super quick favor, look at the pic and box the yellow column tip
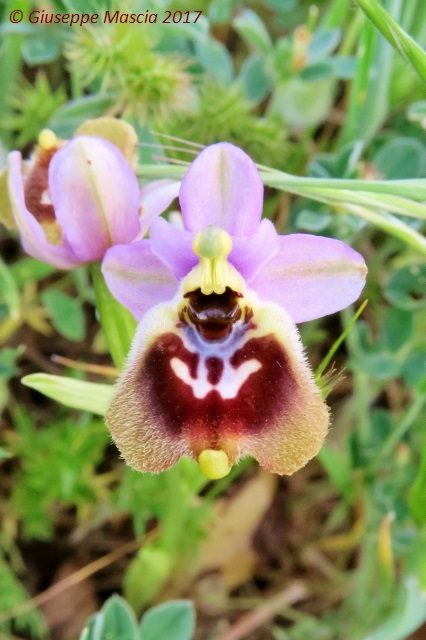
[38,129,58,151]
[192,226,232,259]
[198,449,231,480]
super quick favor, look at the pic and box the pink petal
[102,240,178,321]
[250,234,367,323]
[49,137,141,262]
[230,219,279,281]
[136,180,181,240]
[179,143,264,236]
[149,217,198,279]
[7,152,81,269]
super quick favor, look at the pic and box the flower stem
[90,264,136,370]
[341,306,371,445]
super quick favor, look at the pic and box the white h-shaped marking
[170,357,261,400]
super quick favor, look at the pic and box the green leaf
[308,28,341,64]
[381,307,413,352]
[401,350,426,389]
[373,138,426,179]
[139,600,195,640]
[361,578,426,640]
[194,37,234,84]
[295,208,332,232]
[79,595,138,640]
[0,447,12,459]
[233,9,273,55]
[356,347,402,380]
[239,54,273,103]
[41,290,85,342]
[0,346,24,379]
[102,596,139,640]
[208,0,238,23]
[299,62,334,81]
[384,264,426,311]
[270,77,335,130]
[22,37,60,66]
[327,55,356,79]
[9,258,56,287]
[21,374,113,415]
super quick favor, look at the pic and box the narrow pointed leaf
[22,374,113,415]
[356,0,426,83]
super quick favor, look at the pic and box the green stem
[342,204,426,257]
[369,395,426,473]
[137,165,426,253]
[339,9,364,56]
[322,0,350,29]
[342,307,371,444]
[90,264,136,370]
[295,188,426,219]
[138,164,426,201]
[315,300,368,380]
[356,0,426,83]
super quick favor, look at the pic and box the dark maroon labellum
[141,332,297,450]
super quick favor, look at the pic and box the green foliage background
[0,0,425,638]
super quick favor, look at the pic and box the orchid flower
[5,122,180,269]
[103,143,367,480]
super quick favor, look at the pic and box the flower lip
[105,289,330,476]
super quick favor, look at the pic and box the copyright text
[10,9,203,26]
